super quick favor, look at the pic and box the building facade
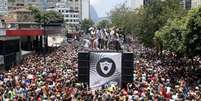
[81,0,90,20]
[127,0,151,10]
[7,0,89,32]
[191,0,201,8]
[181,0,192,9]
[0,0,8,15]
[8,0,45,10]
[47,0,90,32]
[128,0,192,10]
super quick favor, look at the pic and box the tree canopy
[29,6,63,24]
[81,19,94,33]
[96,19,111,29]
[155,5,201,57]
[109,0,185,47]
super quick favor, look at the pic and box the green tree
[155,17,187,56]
[110,3,141,35]
[110,4,129,28]
[137,0,185,47]
[184,7,201,57]
[81,19,94,33]
[155,6,201,58]
[96,19,111,28]
[44,10,64,23]
[29,6,63,24]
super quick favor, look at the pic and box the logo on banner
[96,58,116,77]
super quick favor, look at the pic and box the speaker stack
[78,51,134,86]
[122,52,134,83]
[78,52,90,83]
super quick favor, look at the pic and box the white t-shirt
[167,87,171,93]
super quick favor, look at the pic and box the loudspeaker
[78,52,89,82]
[122,52,134,83]
[4,53,16,70]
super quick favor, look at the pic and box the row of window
[64,15,79,18]
[58,8,79,13]
[69,0,79,2]
[65,19,80,22]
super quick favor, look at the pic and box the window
[75,7,79,10]
[75,0,78,2]
[66,10,68,13]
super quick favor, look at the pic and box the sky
[90,0,127,17]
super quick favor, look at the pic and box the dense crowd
[0,27,201,101]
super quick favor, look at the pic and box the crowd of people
[0,27,200,101]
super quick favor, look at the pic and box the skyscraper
[7,0,46,10]
[81,0,90,20]
[181,0,192,9]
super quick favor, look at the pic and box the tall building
[81,0,90,20]
[181,0,192,9]
[144,0,152,5]
[0,0,8,15]
[191,0,201,8]
[7,0,90,32]
[8,0,45,10]
[46,0,65,8]
[127,0,151,9]
[129,0,192,10]
[48,3,80,25]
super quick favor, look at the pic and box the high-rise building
[191,0,201,8]
[127,0,151,9]
[48,2,80,25]
[181,0,192,9]
[8,0,45,10]
[81,0,90,20]
[0,0,8,15]
[47,0,90,32]
[7,0,90,31]
[129,0,192,10]
[144,0,152,5]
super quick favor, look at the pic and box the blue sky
[90,0,126,17]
